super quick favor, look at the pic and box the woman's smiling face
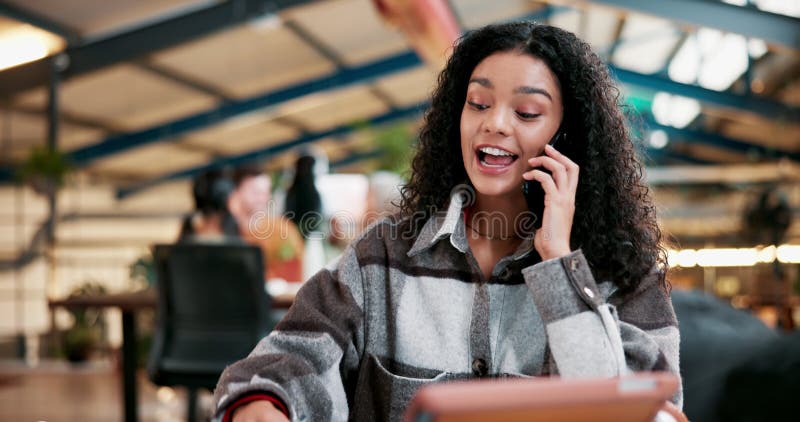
[460,51,563,200]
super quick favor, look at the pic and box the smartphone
[523,130,565,229]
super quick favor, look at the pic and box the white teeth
[478,146,514,156]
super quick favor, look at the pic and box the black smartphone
[523,130,565,229]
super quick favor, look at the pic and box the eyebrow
[468,77,553,101]
[514,86,552,101]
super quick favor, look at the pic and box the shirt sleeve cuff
[522,249,602,323]
[221,392,290,422]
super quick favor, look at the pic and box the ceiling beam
[116,105,760,198]
[331,148,384,170]
[646,161,800,185]
[133,59,234,102]
[10,45,792,176]
[613,65,800,121]
[7,103,123,134]
[589,0,800,51]
[0,50,421,181]
[643,116,800,161]
[115,102,425,198]
[0,3,82,45]
[70,51,421,166]
[0,0,317,100]
[283,19,347,68]
[645,149,714,166]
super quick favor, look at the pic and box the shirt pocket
[360,353,449,422]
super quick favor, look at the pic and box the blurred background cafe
[0,0,798,421]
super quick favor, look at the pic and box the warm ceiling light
[668,245,800,268]
[0,24,66,71]
[777,245,800,264]
[696,248,759,267]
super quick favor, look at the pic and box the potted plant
[370,122,414,176]
[16,146,71,196]
[62,282,107,363]
[129,253,156,367]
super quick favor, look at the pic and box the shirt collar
[407,191,535,260]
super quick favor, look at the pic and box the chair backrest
[148,242,272,390]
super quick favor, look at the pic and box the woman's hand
[232,400,290,422]
[523,144,579,261]
[658,401,688,422]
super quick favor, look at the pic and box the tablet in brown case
[403,372,679,422]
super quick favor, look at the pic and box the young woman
[214,22,681,422]
[177,169,239,242]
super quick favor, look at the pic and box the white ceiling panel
[373,66,437,107]
[316,133,369,159]
[56,217,181,243]
[583,6,621,52]
[14,64,218,131]
[116,179,193,212]
[453,0,541,29]
[265,149,302,173]
[2,111,46,156]
[612,13,682,74]
[277,85,388,132]
[0,111,105,160]
[89,142,210,178]
[183,116,300,155]
[284,0,408,66]
[151,23,335,99]
[548,8,583,35]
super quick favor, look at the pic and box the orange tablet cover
[403,372,679,422]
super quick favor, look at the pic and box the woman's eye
[467,101,488,111]
[517,111,541,120]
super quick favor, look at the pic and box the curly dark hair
[399,22,667,292]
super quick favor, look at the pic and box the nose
[483,107,511,136]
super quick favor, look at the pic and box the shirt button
[472,358,487,377]
[583,286,595,299]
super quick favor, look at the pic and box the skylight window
[697,30,749,91]
[668,28,752,92]
[668,36,700,84]
[724,0,800,17]
[652,92,701,129]
[748,39,767,59]
[753,0,800,17]
[612,14,681,74]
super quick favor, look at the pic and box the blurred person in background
[324,172,402,260]
[228,165,305,282]
[284,154,323,238]
[364,170,403,224]
[178,169,239,242]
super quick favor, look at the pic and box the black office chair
[148,243,273,421]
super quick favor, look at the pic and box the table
[48,288,295,422]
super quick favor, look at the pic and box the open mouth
[476,146,519,168]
